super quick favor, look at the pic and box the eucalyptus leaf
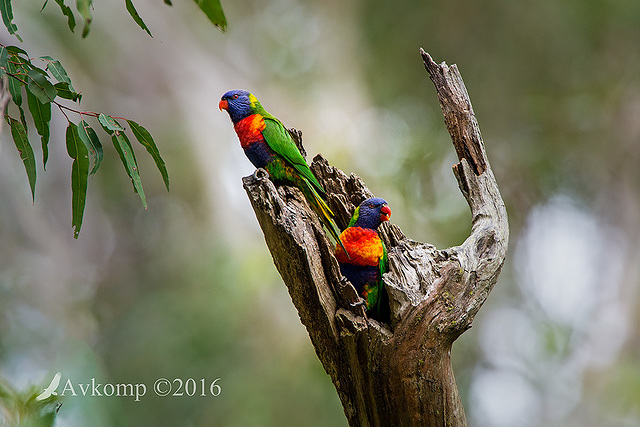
[66,122,89,238]
[29,65,49,78]
[127,119,169,191]
[125,0,152,37]
[7,116,36,202]
[17,104,27,130]
[27,69,57,103]
[7,58,23,106]
[54,82,81,102]
[0,46,8,76]
[194,0,226,32]
[98,113,125,133]
[78,120,103,175]
[6,45,27,56]
[41,55,75,91]
[26,88,52,168]
[112,131,147,209]
[0,0,22,41]
[54,0,76,32]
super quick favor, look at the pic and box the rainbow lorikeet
[335,197,391,319]
[219,89,343,248]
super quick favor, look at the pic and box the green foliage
[0,0,229,238]
[26,69,57,104]
[0,0,21,41]
[112,129,147,210]
[49,0,76,32]
[78,119,103,175]
[194,0,227,32]
[0,0,229,39]
[127,119,170,191]
[125,0,152,37]
[26,83,51,165]
[6,115,35,202]
[0,376,62,427]
[0,43,170,238]
[66,122,89,238]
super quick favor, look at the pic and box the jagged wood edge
[241,50,508,426]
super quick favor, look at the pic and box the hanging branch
[242,49,508,427]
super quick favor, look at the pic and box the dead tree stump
[242,50,508,427]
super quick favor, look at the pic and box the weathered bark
[242,50,508,426]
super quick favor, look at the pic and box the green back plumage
[249,93,346,255]
[262,118,326,194]
[249,96,325,194]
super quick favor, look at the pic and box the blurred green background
[1,1,640,426]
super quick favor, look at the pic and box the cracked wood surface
[242,50,508,426]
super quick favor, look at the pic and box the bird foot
[253,168,269,181]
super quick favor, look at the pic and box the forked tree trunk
[242,50,508,426]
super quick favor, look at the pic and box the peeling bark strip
[242,51,508,426]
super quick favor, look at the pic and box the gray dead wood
[242,49,508,427]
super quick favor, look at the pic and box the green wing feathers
[300,174,351,258]
[302,178,344,246]
[259,111,348,255]
[375,240,388,319]
[262,117,325,194]
[380,240,388,274]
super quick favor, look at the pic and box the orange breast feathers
[233,114,266,148]
[335,227,384,266]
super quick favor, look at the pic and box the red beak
[380,205,391,222]
[219,99,229,111]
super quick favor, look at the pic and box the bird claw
[253,168,269,181]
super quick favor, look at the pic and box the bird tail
[302,179,349,257]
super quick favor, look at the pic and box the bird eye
[232,94,239,100]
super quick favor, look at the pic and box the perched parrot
[219,89,343,248]
[335,197,391,320]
